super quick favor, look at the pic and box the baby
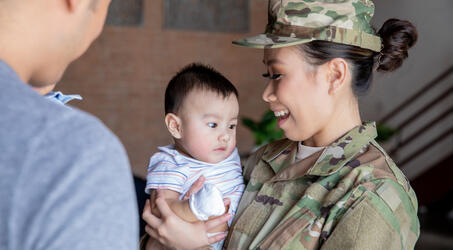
[145,63,245,250]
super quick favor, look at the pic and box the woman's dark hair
[165,63,238,114]
[298,18,418,96]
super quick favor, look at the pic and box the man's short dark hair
[165,63,239,115]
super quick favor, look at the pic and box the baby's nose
[219,133,230,142]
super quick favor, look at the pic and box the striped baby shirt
[145,144,245,219]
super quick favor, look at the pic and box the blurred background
[56,0,452,249]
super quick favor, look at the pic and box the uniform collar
[262,122,377,177]
[261,138,297,174]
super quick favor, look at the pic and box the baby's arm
[149,189,228,233]
[149,189,199,222]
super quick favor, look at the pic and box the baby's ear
[165,113,182,139]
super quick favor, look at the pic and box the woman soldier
[142,0,419,249]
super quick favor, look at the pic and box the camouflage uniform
[225,122,419,249]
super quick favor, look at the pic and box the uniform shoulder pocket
[321,192,402,250]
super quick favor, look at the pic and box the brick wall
[57,0,269,178]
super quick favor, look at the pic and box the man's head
[0,0,111,89]
[164,63,239,164]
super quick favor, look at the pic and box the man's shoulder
[0,76,117,147]
[0,85,126,173]
[37,101,120,152]
[51,105,119,145]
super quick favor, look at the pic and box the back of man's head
[0,0,110,90]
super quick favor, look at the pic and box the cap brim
[232,34,313,49]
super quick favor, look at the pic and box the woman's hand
[142,189,232,250]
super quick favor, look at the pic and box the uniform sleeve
[11,115,138,250]
[321,181,420,250]
[145,152,189,194]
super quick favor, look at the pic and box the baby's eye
[229,124,236,130]
[207,122,217,128]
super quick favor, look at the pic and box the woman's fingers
[207,232,227,245]
[145,225,159,239]
[223,198,231,207]
[183,175,206,200]
[145,225,169,247]
[142,199,161,227]
[205,213,232,231]
[223,198,231,212]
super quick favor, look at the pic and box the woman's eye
[270,73,282,80]
[207,122,217,128]
[229,124,236,130]
[262,73,282,80]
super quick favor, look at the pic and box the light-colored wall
[363,0,453,179]
[58,0,452,179]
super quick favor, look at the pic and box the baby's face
[177,89,239,164]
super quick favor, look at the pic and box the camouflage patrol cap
[233,0,382,52]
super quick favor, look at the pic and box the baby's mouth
[274,110,290,120]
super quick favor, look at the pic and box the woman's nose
[262,81,277,103]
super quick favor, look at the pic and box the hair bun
[377,18,418,72]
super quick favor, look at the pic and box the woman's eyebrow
[263,58,285,66]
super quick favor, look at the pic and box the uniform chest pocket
[257,208,319,249]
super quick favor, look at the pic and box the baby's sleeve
[145,152,189,194]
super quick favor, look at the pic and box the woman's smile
[273,109,290,127]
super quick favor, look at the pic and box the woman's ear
[165,113,182,139]
[64,0,78,12]
[64,0,92,13]
[326,58,349,95]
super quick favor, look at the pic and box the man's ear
[165,113,182,139]
[326,58,349,95]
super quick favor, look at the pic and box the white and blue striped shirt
[145,144,245,218]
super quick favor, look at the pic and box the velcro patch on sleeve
[376,182,401,212]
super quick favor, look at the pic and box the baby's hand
[182,175,206,200]
[190,183,225,221]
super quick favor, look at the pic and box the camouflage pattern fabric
[224,122,419,249]
[233,0,382,52]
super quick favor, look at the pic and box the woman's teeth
[274,110,290,119]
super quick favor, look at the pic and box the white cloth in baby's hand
[189,183,225,221]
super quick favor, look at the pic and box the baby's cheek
[196,141,212,159]
[231,136,237,148]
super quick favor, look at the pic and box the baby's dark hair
[165,63,238,114]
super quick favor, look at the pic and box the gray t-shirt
[0,60,138,250]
